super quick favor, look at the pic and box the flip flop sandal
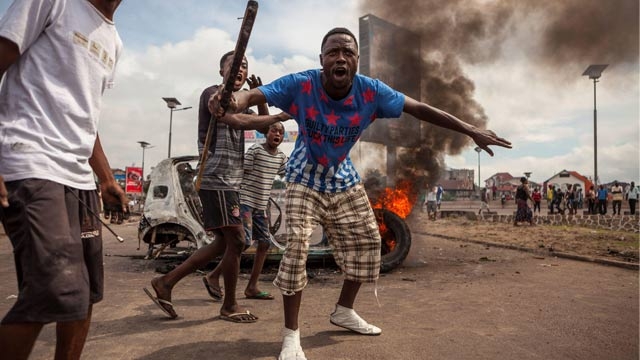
[202,277,223,301]
[219,310,258,323]
[245,291,274,300]
[143,287,178,319]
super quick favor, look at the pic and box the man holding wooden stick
[144,51,289,323]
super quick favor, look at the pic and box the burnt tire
[376,209,412,273]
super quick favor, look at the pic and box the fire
[371,180,417,255]
[371,180,416,219]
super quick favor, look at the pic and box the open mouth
[333,67,348,79]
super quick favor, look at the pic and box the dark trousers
[630,199,637,215]
[612,200,622,215]
[599,200,607,215]
[533,201,541,213]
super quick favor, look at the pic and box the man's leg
[54,305,93,360]
[246,241,270,297]
[283,291,303,330]
[337,279,361,309]
[205,261,223,297]
[0,323,43,360]
[152,238,226,304]
[218,226,255,319]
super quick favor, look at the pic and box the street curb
[413,230,639,271]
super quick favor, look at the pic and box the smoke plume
[359,0,639,187]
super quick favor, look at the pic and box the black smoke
[359,0,638,186]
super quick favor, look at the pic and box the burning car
[138,156,412,273]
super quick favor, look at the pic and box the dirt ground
[0,213,638,360]
[410,214,640,265]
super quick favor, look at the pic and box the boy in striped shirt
[239,122,288,299]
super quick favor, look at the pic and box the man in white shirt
[0,1,127,359]
[627,181,638,215]
[610,181,624,215]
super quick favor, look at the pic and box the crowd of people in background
[426,180,639,218]
[548,181,639,216]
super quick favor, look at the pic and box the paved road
[0,222,638,360]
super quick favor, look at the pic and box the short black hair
[219,50,235,70]
[321,27,358,51]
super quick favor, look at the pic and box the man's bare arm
[219,111,290,130]
[209,87,267,117]
[0,37,20,207]
[0,36,19,81]
[89,135,129,221]
[403,96,512,156]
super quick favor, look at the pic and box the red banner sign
[125,166,143,194]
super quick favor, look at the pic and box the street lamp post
[474,147,482,190]
[137,141,152,180]
[162,97,192,158]
[582,64,608,186]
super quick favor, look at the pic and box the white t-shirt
[0,0,122,189]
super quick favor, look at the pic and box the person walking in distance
[627,181,638,215]
[610,181,623,215]
[597,184,608,215]
[514,177,534,226]
[478,187,491,215]
[425,185,438,220]
[531,187,542,214]
[210,27,511,360]
[586,185,596,214]
[144,51,290,322]
[0,1,129,359]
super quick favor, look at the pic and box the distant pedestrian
[597,185,608,215]
[514,177,534,226]
[627,181,638,215]
[610,181,623,215]
[566,184,576,215]
[478,188,491,215]
[586,185,596,214]
[424,186,438,220]
[436,184,443,210]
[532,187,542,214]
[552,186,564,214]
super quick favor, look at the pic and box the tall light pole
[582,64,608,186]
[474,147,482,190]
[162,97,192,158]
[137,141,153,180]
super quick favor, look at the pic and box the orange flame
[371,180,417,219]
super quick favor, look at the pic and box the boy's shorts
[198,189,243,230]
[273,183,381,294]
[240,204,270,247]
[0,179,103,324]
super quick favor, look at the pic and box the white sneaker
[329,304,382,336]
[278,328,307,360]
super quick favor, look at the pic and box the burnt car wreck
[138,156,412,273]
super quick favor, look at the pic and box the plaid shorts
[273,183,381,294]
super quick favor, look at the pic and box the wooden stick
[195,1,259,191]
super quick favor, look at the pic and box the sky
[0,0,638,186]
